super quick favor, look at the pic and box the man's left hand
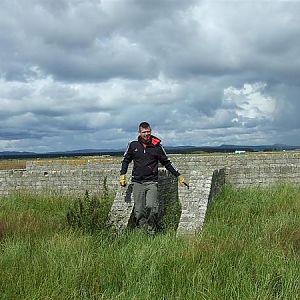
[178,175,189,188]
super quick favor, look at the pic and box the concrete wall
[170,151,300,187]
[1,152,299,196]
[172,152,300,234]
[0,158,122,196]
[1,152,300,234]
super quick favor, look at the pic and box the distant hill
[0,149,123,159]
[0,144,299,159]
[165,144,300,154]
[0,151,37,157]
[218,144,300,152]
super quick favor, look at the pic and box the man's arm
[120,142,133,175]
[158,144,180,177]
[158,144,189,187]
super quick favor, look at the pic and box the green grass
[1,184,300,299]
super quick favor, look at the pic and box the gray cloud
[0,0,300,152]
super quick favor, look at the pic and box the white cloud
[0,0,300,151]
[224,82,276,120]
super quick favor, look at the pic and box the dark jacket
[120,135,180,182]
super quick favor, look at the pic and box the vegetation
[0,184,300,299]
[66,189,113,234]
[159,192,182,232]
[0,159,26,170]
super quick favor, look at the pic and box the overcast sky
[1,0,300,152]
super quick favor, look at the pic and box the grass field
[0,184,300,299]
[0,159,27,170]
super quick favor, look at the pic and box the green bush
[159,193,182,232]
[66,190,114,234]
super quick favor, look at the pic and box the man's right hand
[119,175,127,187]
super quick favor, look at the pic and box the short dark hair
[139,122,151,130]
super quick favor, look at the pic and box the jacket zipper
[142,143,147,154]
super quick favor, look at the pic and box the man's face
[139,127,151,142]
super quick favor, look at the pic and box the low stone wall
[171,151,300,188]
[0,158,122,196]
[1,152,299,196]
[0,151,300,234]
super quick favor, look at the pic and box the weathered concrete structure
[0,152,300,234]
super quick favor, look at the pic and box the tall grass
[0,184,300,299]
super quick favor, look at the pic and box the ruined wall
[173,152,300,234]
[0,152,300,196]
[0,158,121,196]
[171,151,300,187]
[1,152,300,234]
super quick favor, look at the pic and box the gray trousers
[132,181,158,230]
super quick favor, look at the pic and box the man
[119,121,188,234]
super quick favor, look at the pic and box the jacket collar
[138,135,161,147]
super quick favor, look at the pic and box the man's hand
[119,175,127,187]
[178,175,189,188]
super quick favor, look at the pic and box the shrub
[66,190,114,234]
[159,193,182,232]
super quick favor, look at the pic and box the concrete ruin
[0,152,300,234]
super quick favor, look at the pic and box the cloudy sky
[1,0,300,152]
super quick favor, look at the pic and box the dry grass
[0,156,121,171]
[28,156,120,166]
[0,160,27,170]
